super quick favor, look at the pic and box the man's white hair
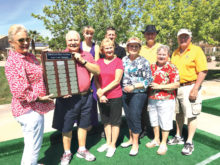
[65,30,80,40]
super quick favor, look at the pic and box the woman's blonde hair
[82,26,95,34]
[100,38,114,54]
[8,24,27,42]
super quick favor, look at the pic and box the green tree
[87,0,137,43]
[32,0,137,49]
[32,0,219,50]
[32,0,89,50]
[138,0,220,50]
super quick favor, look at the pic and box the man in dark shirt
[100,27,126,59]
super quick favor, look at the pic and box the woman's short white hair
[8,24,27,42]
[157,45,170,55]
[65,30,81,40]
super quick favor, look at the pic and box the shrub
[216,62,220,67]
[215,55,220,61]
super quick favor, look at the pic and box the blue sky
[0,0,52,37]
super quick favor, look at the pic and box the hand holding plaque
[37,94,54,102]
[73,52,87,65]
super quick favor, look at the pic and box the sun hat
[126,37,142,47]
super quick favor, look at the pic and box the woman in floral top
[121,37,152,156]
[145,45,179,155]
[5,24,54,165]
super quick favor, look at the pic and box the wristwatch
[82,60,87,65]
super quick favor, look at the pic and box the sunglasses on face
[129,45,139,48]
[17,38,31,43]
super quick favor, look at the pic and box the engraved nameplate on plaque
[41,52,79,98]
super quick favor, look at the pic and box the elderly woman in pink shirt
[94,38,124,158]
[5,24,54,165]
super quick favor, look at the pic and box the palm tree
[28,30,40,54]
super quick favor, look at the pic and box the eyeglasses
[178,35,189,39]
[17,38,31,43]
[129,45,140,48]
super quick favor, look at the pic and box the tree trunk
[31,39,36,55]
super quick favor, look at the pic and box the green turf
[202,97,220,116]
[205,70,220,80]
[0,67,11,104]
[0,121,219,165]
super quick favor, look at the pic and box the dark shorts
[52,92,92,133]
[98,97,122,126]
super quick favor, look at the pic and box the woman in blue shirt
[121,37,152,156]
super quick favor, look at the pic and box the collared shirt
[171,43,208,83]
[5,50,54,117]
[64,48,97,92]
[139,42,161,64]
[100,42,126,59]
[149,62,180,100]
[122,55,152,93]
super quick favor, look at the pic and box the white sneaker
[97,144,109,152]
[181,143,194,155]
[129,147,139,156]
[120,142,132,148]
[76,149,96,161]
[106,147,116,158]
[60,152,72,165]
[167,136,184,145]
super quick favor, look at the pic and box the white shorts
[175,84,202,118]
[148,99,175,131]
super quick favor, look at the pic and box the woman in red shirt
[94,38,124,158]
[5,24,54,165]
[145,45,180,155]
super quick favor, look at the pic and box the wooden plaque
[41,52,79,98]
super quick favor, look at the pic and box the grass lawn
[202,97,220,116]
[205,69,220,80]
[0,67,11,104]
[0,121,219,165]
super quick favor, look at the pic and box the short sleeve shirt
[64,48,96,92]
[97,57,123,99]
[171,43,207,83]
[149,62,179,100]
[139,43,161,64]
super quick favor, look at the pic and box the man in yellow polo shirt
[139,25,161,138]
[169,29,208,156]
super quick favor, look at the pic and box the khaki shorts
[175,84,202,118]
